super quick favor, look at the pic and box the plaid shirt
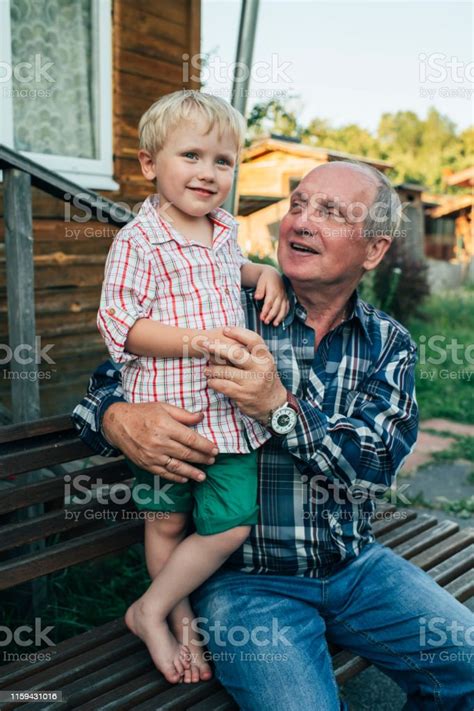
[74,282,418,577]
[97,195,269,453]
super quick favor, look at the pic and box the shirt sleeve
[281,334,418,495]
[71,360,125,457]
[97,233,155,363]
[234,226,252,267]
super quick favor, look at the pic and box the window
[0,0,117,190]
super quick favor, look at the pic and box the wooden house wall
[239,152,327,198]
[237,198,291,260]
[0,0,200,419]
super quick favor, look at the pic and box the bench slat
[333,649,371,683]
[0,619,126,688]
[0,415,73,444]
[0,500,136,552]
[0,438,92,479]
[73,670,169,711]
[187,689,238,711]
[377,513,438,548]
[393,520,459,559]
[27,650,153,711]
[0,459,127,515]
[0,521,143,589]
[132,680,223,711]
[428,543,474,585]
[371,509,416,537]
[410,529,474,571]
[1,634,141,711]
[444,570,474,602]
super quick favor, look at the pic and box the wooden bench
[0,415,473,710]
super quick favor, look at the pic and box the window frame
[0,0,118,190]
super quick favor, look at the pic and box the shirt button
[302,338,308,344]
[107,307,116,315]
[225,288,230,294]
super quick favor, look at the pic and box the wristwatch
[267,391,300,436]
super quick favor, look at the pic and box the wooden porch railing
[0,144,134,424]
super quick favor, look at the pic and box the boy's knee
[146,511,188,539]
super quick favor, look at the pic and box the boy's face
[138,115,238,222]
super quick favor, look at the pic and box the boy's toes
[183,668,193,684]
[179,644,191,669]
[200,664,213,681]
[164,665,182,684]
[190,664,201,683]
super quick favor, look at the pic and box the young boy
[97,90,288,685]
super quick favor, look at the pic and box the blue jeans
[190,542,474,710]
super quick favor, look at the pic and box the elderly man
[73,162,474,710]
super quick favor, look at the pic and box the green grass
[430,435,474,463]
[404,290,474,423]
[434,495,474,518]
[403,481,474,519]
[1,545,149,656]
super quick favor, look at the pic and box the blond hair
[138,90,246,156]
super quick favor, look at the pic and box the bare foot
[125,598,190,684]
[171,614,213,684]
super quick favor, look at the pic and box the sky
[201,0,474,134]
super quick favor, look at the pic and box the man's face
[277,163,379,289]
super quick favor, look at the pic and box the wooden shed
[425,169,474,263]
[0,0,200,421]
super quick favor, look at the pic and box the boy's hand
[203,327,246,353]
[254,268,289,326]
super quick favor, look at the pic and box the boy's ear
[138,150,157,182]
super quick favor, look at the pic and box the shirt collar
[280,275,299,329]
[280,277,372,344]
[138,195,237,245]
[352,292,373,344]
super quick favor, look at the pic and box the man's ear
[363,236,393,272]
[138,149,157,182]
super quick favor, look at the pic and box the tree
[304,120,381,158]
[245,99,471,193]
[246,98,303,143]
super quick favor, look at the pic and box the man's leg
[324,542,474,711]
[191,569,344,711]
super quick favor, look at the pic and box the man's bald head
[302,161,402,240]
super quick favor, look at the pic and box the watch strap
[286,390,299,413]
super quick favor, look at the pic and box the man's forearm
[281,341,418,493]
[71,360,125,457]
[283,398,416,492]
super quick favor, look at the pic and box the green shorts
[127,450,259,536]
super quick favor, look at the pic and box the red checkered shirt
[97,195,271,453]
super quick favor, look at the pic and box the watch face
[272,406,298,435]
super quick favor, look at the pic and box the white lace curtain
[11,0,96,158]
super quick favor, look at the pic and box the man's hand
[203,326,287,424]
[102,401,218,483]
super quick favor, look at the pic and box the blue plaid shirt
[72,282,418,577]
